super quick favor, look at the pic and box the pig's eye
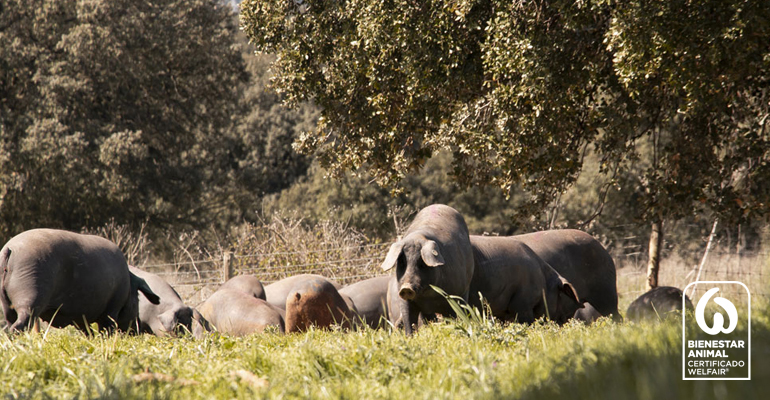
[396,253,406,271]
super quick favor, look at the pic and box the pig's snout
[399,284,417,300]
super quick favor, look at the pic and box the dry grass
[226,216,387,284]
[133,215,390,307]
[83,220,151,266]
[615,247,770,313]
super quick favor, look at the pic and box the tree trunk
[646,220,664,290]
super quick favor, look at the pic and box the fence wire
[135,241,768,308]
[615,248,769,308]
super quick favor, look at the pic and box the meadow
[2,220,769,399]
[2,304,769,399]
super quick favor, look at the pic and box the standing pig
[515,230,621,321]
[468,235,582,324]
[386,275,434,329]
[381,204,474,335]
[128,266,209,338]
[1,229,159,333]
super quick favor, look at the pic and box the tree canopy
[242,0,770,225]
[0,0,319,242]
[1,0,246,235]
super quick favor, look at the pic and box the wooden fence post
[689,219,719,299]
[223,251,233,283]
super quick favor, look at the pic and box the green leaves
[0,0,247,237]
[242,0,490,187]
[243,0,770,226]
[605,0,770,222]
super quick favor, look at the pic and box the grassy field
[3,221,768,398]
[2,303,769,399]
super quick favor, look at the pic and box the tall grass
[225,216,386,284]
[83,220,151,267]
[2,305,768,399]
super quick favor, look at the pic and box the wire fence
[613,247,769,311]
[133,239,769,310]
[136,242,391,306]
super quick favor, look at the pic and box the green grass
[2,305,769,399]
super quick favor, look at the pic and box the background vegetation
[0,0,317,245]
[1,0,768,267]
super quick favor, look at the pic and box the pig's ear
[381,242,404,271]
[420,240,445,267]
[559,276,580,304]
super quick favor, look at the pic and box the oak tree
[1,0,246,239]
[242,0,770,287]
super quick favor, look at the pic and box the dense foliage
[228,49,320,223]
[242,0,770,227]
[0,0,242,234]
[1,0,768,261]
[264,152,533,237]
[0,0,318,243]
[264,149,768,261]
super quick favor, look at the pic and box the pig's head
[381,235,445,301]
[546,273,583,325]
[157,305,196,336]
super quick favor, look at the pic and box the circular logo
[695,287,738,335]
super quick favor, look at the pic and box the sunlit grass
[2,303,768,399]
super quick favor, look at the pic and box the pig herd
[0,204,691,338]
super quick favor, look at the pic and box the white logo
[695,287,738,335]
[683,281,750,380]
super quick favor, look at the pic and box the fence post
[689,219,718,299]
[222,251,233,283]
